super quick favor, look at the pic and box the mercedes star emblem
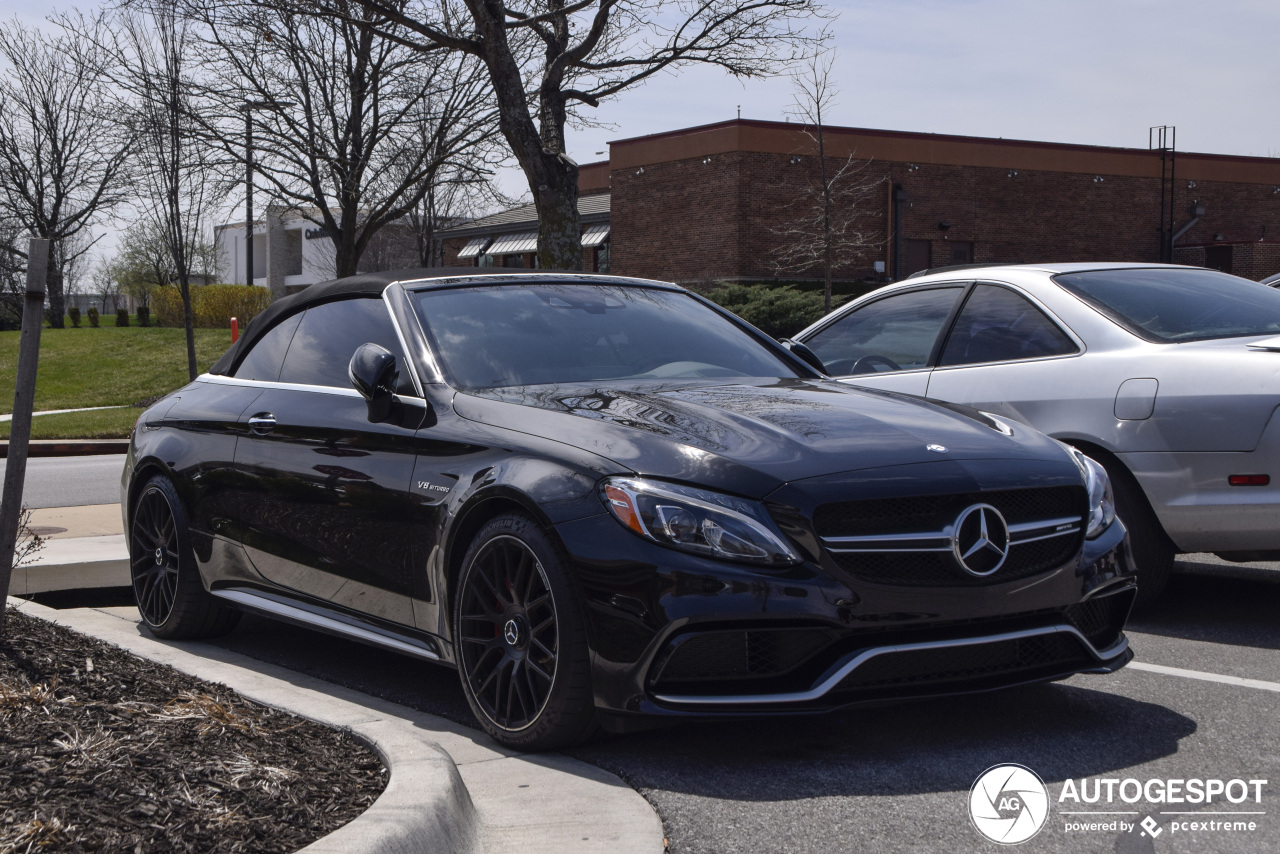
[927,444,948,453]
[951,503,1010,576]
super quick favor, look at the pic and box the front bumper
[556,510,1136,723]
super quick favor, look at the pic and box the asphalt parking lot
[186,557,1278,854]
[16,457,1279,852]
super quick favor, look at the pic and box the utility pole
[1150,126,1176,262]
[245,108,254,286]
[0,238,50,634]
[242,100,297,288]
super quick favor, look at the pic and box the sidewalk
[11,506,666,854]
[12,504,128,595]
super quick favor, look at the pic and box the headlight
[1070,450,1116,539]
[600,477,800,566]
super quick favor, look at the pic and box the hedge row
[153,285,273,328]
[698,283,850,339]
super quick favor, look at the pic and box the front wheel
[130,475,240,639]
[1105,464,1174,608]
[453,514,596,750]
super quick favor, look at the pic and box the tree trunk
[335,229,360,279]
[535,167,582,270]
[45,253,66,329]
[178,272,197,381]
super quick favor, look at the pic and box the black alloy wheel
[454,514,595,750]
[132,483,180,626]
[129,476,240,639]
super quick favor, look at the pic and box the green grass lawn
[0,326,233,424]
[0,406,143,440]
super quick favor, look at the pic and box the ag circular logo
[969,764,1049,844]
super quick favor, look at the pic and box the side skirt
[211,587,449,665]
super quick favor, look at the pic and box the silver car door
[803,285,966,396]
[923,283,1087,428]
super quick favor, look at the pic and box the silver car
[792,262,1280,604]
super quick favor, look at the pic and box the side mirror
[349,343,398,423]
[779,338,828,375]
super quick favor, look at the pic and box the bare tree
[77,2,229,379]
[110,220,177,314]
[0,18,134,328]
[773,54,885,311]
[276,0,826,270]
[186,1,501,281]
[91,261,123,315]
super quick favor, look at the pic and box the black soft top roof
[207,267,678,376]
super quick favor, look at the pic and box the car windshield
[1054,268,1280,342]
[410,283,799,389]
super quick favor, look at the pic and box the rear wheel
[130,475,239,639]
[453,513,596,751]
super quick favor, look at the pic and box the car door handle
[247,413,277,434]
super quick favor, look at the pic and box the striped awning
[487,232,539,255]
[456,236,490,259]
[581,224,610,247]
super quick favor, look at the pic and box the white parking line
[1128,661,1280,693]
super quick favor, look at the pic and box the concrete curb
[10,599,665,854]
[12,535,129,595]
[0,439,130,458]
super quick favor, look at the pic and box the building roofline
[606,118,1280,183]
[610,117,1280,166]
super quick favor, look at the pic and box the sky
[4,0,1279,257]
[558,0,1280,168]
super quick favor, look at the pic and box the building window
[252,233,267,280]
[478,254,496,267]
[282,229,303,277]
[595,243,610,274]
[503,254,523,267]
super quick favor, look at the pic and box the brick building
[441,119,1280,283]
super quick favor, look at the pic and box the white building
[215,206,344,296]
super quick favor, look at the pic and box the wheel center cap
[154,547,164,566]
[502,616,527,648]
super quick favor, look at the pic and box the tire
[130,475,240,639]
[452,513,596,751]
[1105,462,1174,608]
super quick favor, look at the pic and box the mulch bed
[0,608,386,853]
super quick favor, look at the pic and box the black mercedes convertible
[122,269,1136,749]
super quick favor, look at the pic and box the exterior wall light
[635,167,644,176]
[1187,181,1197,189]
[1093,175,1105,183]
[1007,170,1018,178]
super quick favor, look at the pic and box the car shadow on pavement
[567,681,1196,800]
[1127,565,1280,651]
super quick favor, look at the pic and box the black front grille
[1064,591,1133,650]
[830,632,1091,695]
[818,486,1086,587]
[814,486,1085,538]
[652,627,838,686]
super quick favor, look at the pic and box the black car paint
[123,273,1135,728]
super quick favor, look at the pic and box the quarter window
[233,313,303,382]
[278,298,415,393]
[805,287,964,375]
[939,285,1077,366]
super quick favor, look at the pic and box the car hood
[453,378,1076,498]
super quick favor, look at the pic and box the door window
[804,287,964,375]
[938,285,1077,366]
[233,313,303,382]
[278,298,415,393]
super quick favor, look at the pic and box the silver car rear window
[1054,268,1280,343]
